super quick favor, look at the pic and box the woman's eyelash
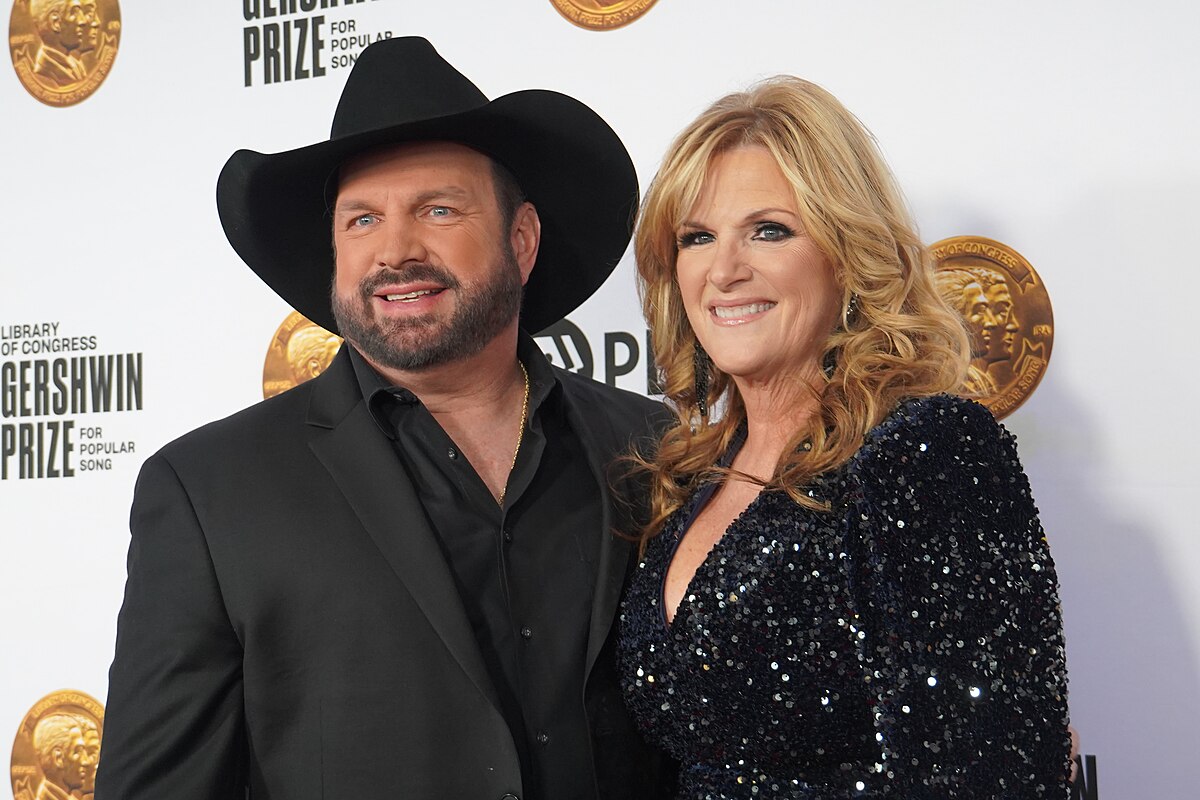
[754,221,795,238]
[676,231,712,248]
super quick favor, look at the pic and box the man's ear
[510,202,541,286]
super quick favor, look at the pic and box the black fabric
[96,346,673,800]
[216,36,638,335]
[348,338,602,799]
[619,396,1071,798]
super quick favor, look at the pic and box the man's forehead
[336,141,493,192]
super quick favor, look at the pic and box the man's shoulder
[34,45,74,82]
[154,379,318,468]
[554,366,666,427]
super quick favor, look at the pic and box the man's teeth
[384,289,439,302]
[713,302,775,319]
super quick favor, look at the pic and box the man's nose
[376,220,428,269]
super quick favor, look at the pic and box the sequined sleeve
[843,396,1071,798]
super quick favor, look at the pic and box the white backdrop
[4,1,1199,796]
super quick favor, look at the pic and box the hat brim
[216,90,638,336]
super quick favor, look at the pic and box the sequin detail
[618,396,1071,798]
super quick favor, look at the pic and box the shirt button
[536,731,550,745]
[520,627,533,640]
[503,529,514,543]
[447,447,458,460]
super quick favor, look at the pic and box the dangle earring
[825,293,858,379]
[844,292,860,326]
[822,349,838,379]
[693,340,711,418]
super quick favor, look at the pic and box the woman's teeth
[713,302,775,319]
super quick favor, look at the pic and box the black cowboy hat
[216,37,638,335]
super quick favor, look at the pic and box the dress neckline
[659,425,750,632]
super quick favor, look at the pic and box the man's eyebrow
[411,186,471,205]
[333,200,376,215]
[333,186,472,215]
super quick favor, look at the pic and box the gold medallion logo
[932,236,1054,418]
[9,0,121,107]
[263,311,342,399]
[10,689,103,800]
[549,0,658,30]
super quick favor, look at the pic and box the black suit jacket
[96,349,671,799]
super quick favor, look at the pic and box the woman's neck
[730,364,824,479]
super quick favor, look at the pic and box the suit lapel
[563,388,634,680]
[305,353,502,714]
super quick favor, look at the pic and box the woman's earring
[693,340,711,418]
[845,292,860,325]
[822,349,838,379]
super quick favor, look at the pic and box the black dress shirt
[347,335,602,800]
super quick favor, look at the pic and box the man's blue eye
[429,207,451,217]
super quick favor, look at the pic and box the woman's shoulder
[849,393,1017,489]
[867,393,998,442]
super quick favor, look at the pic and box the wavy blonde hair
[634,76,971,540]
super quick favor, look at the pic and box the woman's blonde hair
[633,76,970,540]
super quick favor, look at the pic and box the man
[97,37,669,799]
[29,0,91,87]
[980,272,1021,386]
[31,713,100,800]
[75,0,100,58]
[935,267,1000,396]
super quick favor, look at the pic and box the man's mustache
[358,264,461,299]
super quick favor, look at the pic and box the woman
[618,77,1071,799]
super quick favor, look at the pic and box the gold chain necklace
[496,360,529,507]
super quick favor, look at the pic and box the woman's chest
[624,492,870,713]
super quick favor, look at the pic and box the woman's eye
[677,231,714,248]
[753,222,793,242]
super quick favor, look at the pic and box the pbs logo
[534,319,660,394]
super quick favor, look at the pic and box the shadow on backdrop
[1016,378,1199,797]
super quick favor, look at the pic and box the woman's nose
[706,239,752,290]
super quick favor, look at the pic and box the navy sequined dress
[618,396,1070,799]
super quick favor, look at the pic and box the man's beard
[331,250,523,372]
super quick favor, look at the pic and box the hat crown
[330,37,488,140]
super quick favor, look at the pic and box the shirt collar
[345,333,560,440]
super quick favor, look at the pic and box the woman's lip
[708,301,776,324]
